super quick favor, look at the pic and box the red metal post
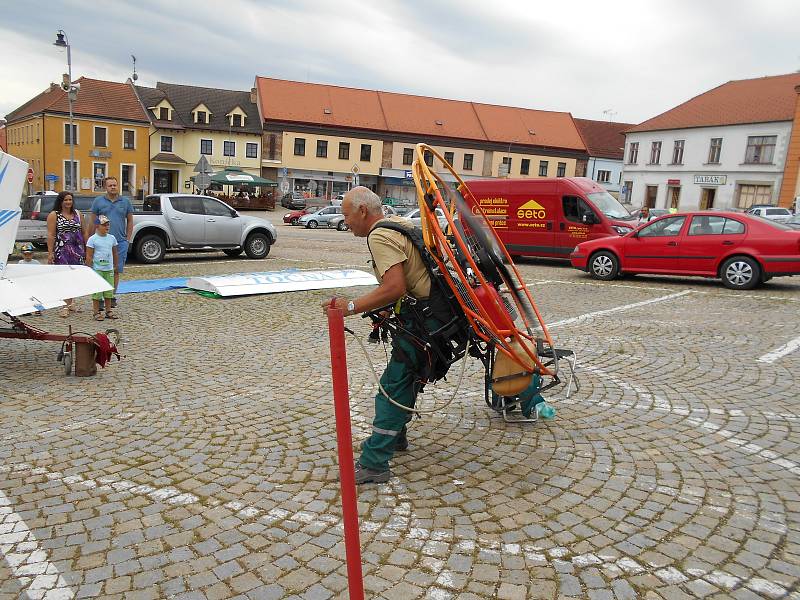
[327,305,365,600]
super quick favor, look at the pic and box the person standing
[47,191,87,316]
[322,187,440,484]
[89,176,133,310]
[85,215,119,321]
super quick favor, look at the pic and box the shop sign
[667,179,681,185]
[694,174,726,185]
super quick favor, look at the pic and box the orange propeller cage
[411,143,556,378]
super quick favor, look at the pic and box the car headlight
[613,226,633,235]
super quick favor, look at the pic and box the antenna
[131,55,138,82]
[602,109,617,122]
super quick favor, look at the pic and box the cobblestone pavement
[2,210,799,599]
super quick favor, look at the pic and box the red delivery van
[460,177,636,259]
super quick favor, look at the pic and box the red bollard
[327,305,365,600]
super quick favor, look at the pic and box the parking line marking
[757,335,800,364]
[547,290,693,328]
[0,489,76,599]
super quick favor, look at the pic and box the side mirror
[230,209,238,218]
[581,213,597,225]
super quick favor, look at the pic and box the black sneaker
[354,461,390,484]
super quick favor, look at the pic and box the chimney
[250,87,257,103]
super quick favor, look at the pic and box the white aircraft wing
[187,269,378,297]
[1,264,113,316]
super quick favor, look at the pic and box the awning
[210,166,276,186]
[152,152,187,164]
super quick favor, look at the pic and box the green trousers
[359,313,434,472]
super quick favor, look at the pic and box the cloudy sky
[1,0,799,125]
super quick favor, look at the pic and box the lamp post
[54,30,76,192]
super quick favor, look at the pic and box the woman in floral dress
[47,191,87,316]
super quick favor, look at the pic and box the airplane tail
[0,151,28,277]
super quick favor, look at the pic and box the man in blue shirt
[90,176,134,309]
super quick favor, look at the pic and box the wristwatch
[347,300,356,314]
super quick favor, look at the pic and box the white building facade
[623,121,792,211]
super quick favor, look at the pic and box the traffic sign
[194,156,212,174]
[194,173,211,188]
[280,179,290,193]
[46,173,59,181]
[280,167,288,177]
[351,164,359,175]
[26,168,34,184]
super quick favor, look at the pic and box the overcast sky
[2,0,799,126]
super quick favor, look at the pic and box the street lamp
[54,30,76,192]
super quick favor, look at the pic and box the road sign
[351,164,359,175]
[280,179,290,193]
[26,168,34,184]
[194,156,212,174]
[280,167,288,177]
[194,173,211,188]
[46,173,59,181]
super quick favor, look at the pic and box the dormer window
[159,107,169,120]
[233,114,242,127]
[196,110,207,124]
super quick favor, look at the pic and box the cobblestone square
[2,213,799,599]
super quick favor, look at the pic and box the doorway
[669,186,681,210]
[153,169,178,193]
[645,185,658,208]
[699,188,716,210]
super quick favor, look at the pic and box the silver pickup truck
[132,194,277,263]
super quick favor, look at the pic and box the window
[744,135,776,164]
[688,216,726,235]
[159,107,169,120]
[203,198,232,217]
[123,129,135,150]
[63,160,77,190]
[360,144,371,162]
[597,170,611,183]
[94,126,107,147]
[562,197,597,224]
[723,219,745,234]
[737,184,773,209]
[444,152,454,166]
[170,196,204,215]
[501,157,512,175]
[649,141,662,164]
[196,110,206,124]
[294,138,306,156]
[64,123,77,145]
[463,154,474,170]
[628,142,639,164]
[520,158,530,175]
[316,140,328,158]
[246,142,258,159]
[268,134,276,160]
[403,148,413,165]
[539,161,548,177]
[708,138,722,164]
[638,216,687,237]
[232,114,242,127]
[339,142,350,160]
[557,162,566,177]
[160,136,173,152]
[92,162,107,191]
[671,140,684,165]
[224,141,235,157]
[424,150,433,166]
[200,139,212,155]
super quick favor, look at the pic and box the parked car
[403,207,449,230]
[280,192,306,210]
[283,208,310,225]
[132,194,277,263]
[16,192,95,246]
[297,205,343,228]
[331,194,345,207]
[745,205,793,222]
[327,214,349,231]
[569,211,800,290]
[786,213,800,230]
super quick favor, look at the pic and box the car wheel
[307,220,318,229]
[244,232,271,259]
[135,234,166,264]
[290,217,299,225]
[589,251,620,280]
[337,220,349,231]
[721,256,760,290]
[223,248,243,257]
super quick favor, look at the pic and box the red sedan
[570,211,800,289]
[282,209,310,225]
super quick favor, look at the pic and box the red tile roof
[573,119,635,159]
[255,77,586,152]
[5,77,149,124]
[628,73,800,133]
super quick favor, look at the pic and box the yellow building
[4,78,150,196]
[134,83,263,194]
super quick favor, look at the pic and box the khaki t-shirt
[367,216,431,299]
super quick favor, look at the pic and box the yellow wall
[390,143,487,176]
[150,128,262,191]
[280,132,382,175]
[41,115,149,194]
[5,116,45,190]
[490,150,576,178]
